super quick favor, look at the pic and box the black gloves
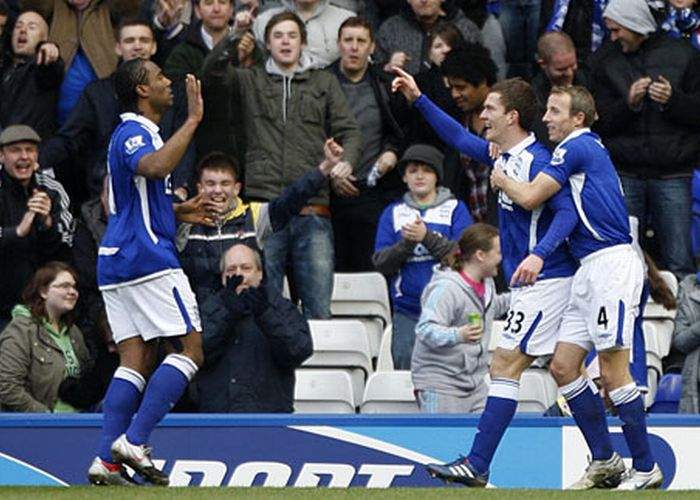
[239,285,269,316]
[223,275,269,317]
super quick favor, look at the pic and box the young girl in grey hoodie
[412,223,509,413]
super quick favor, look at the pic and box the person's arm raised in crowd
[136,74,203,179]
[252,138,351,245]
[392,67,493,166]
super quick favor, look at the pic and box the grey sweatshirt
[411,267,509,396]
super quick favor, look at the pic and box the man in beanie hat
[589,0,700,279]
[373,143,472,369]
[0,124,73,329]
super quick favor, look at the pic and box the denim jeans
[499,0,540,80]
[263,214,335,319]
[392,311,418,370]
[621,175,694,278]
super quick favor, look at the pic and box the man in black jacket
[590,0,700,278]
[0,125,73,329]
[329,16,405,272]
[38,19,193,207]
[0,10,63,140]
[197,243,313,413]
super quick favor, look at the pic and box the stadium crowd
[0,0,697,421]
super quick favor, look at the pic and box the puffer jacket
[590,34,700,178]
[0,308,89,412]
[202,36,361,205]
[412,267,509,396]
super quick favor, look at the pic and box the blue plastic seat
[648,373,683,413]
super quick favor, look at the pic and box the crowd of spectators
[0,0,698,414]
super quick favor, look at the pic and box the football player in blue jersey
[492,85,662,490]
[392,68,579,487]
[87,59,205,486]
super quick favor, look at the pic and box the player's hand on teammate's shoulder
[185,74,204,124]
[510,254,544,287]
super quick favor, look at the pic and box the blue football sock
[467,378,519,475]
[97,367,146,463]
[609,383,654,472]
[126,354,198,446]
[561,376,613,461]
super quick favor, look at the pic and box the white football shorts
[557,244,644,352]
[498,276,573,356]
[102,269,202,344]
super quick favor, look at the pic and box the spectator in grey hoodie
[412,222,509,413]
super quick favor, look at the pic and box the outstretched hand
[391,66,422,104]
[185,74,204,124]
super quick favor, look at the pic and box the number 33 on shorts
[504,310,525,333]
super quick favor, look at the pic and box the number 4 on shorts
[597,306,609,329]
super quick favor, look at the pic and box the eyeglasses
[50,283,79,292]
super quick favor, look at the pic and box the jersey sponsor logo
[124,135,146,155]
[551,148,567,166]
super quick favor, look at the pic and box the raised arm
[391,67,492,165]
[137,74,203,179]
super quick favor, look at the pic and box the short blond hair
[550,85,598,127]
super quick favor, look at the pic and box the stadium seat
[303,319,373,405]
[331,272,391,324]
[375,324,394,372]
[294,369,355,413]
[489,320,505,353]
[648,373,682,413]
[518,369,559,413]
[658,270,679,297]
[360,371,419,414]
[330,273,392,358]
[644,270,677,321]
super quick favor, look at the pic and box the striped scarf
[546,0,610,51]
[662,7,700,51]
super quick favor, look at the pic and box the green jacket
[0,306,89,412]
[202,35,362,205]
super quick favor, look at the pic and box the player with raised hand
[392,67,579,486]
[491,85,661,490]
[87,60,204,486]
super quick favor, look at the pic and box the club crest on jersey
[124,135,146,155]
[551,147,567,166]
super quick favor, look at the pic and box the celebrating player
[491,86,661,490]
[87,59,204,486]
[392,68,578,486]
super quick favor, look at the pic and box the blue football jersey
[543,128,631,260]
[97,113,180,288]
[495,135,578,282]
[412,95,577,284]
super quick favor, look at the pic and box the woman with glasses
[0,261,89,412]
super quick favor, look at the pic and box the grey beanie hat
[397,144,445,184]
[603,0,657,36]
